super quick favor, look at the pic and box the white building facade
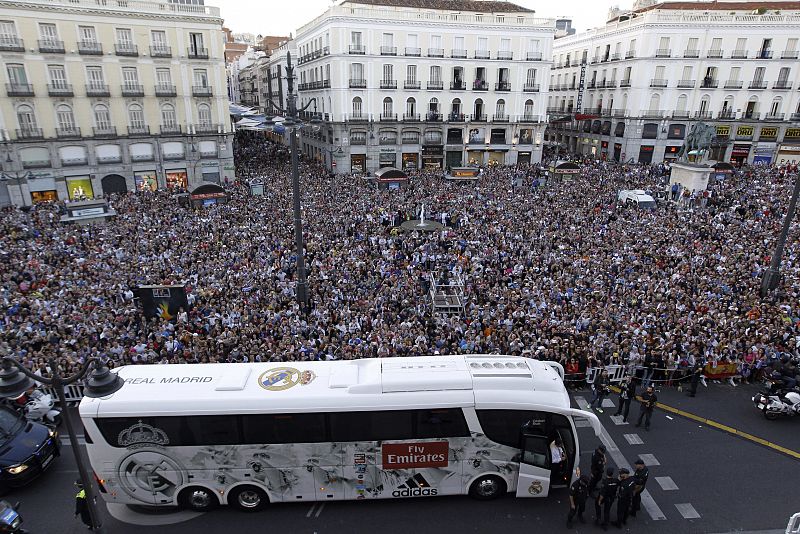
[548,2,800,166]
[292,0,554,173]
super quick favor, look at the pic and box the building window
[16,104,37,130]
[6,64,27,85]
[523,99,534,116]
[189,32,204,54]
[47,65,67,87]
[352,96,362,117]
[78,25,97,43]
[383,97,393,117]
[496,99,505,116]
[39,23,59,43]
[116,28,133,45]
[0,20,19,42]
[156,68,172,85]
[406,97,416,116]
[193,69,209,87]
[55,104,75,129]
[151,30,167,47]
[197,103,211,125]
[128,103,145,128]
[94,104,111,129]
[122,67,139,87]
[86,66,105,87]
[161,104,177,127]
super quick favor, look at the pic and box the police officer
[688,362,703,397]
[588,444,607,495]
[614,376,636,422]
[630,459,650,518]
[566,474,590,527]
[635,385,658,430]
[613,468,636,527]
[74,479,92,530]
[595,467,619,530]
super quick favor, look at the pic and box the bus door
[550,427,574,489]
[515,431,551,498]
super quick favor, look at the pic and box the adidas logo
[392,473,439,497]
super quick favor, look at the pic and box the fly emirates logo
[381,442,449,469]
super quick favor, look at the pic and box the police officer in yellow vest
[74,480,92,530]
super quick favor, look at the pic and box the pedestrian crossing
[675,503,701,519]
[656,476,679,491]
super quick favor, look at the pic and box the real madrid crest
[528,480,544,496]
[258,367,316,391]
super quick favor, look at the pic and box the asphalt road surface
[12,383,798,534]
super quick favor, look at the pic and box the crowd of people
[1,130,799,391]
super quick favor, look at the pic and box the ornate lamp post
[760,173,800,297]
[0,358,124,533]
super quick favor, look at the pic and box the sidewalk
[650,381,800,455]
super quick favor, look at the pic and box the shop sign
[784,128,800,140]
[715,125,730,138]
[379,147,396,153]
[759,127,778,140]
[736,125,754,138]
[731,144,751,156]
[422,145,443,156]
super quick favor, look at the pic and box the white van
[617,190,656,210]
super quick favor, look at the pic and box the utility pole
[760,173,800,297]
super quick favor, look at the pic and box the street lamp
[760,172,800,297]
[0,357,124,533]
[264,51,321,312]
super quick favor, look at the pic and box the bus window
[521,435,550,469]
[476,410,548,448]
[329,410,415,442]
[241,413,326,444]
[416,408,470,438]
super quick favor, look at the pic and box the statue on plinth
[677,122,715,164]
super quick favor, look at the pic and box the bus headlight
[6,464,29,475]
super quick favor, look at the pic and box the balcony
[187,47,209,59]
[6,83,34,97]
[451,49,467,58]
[127,125,150,136]
[121,84,144,97]
[450,80,466,90]
[472,80,488,91]
[404,46,421,57]
[519,114,539,122]
[56,127,81,138]
[404,80,420,90]
[115,43,139,56]
[22,159,51,169]
[349,78,367,88]
[492,114,509,122]
[649,78,668,88]
[448,113,465,122]
[620,78,631,87]
[523,83,540,92]
[47,83,73,96]
[92,126,117,137]
[610,53,621,61]
[495,81,511,91]
[640,109,664,118]
[670,79,693,89]
[150,45,172,58]
[427,81,443,90]
[425,112,442,122]
[496,51,513,60]
[612,110,626,117]
[724,80,743,89]
[402,113,420,122]
[195,123,221,133]
[672,110,690,119]
[707,49,723,58]
[155,84,177,97]
[683,49,700,58]
[587,81,596,89]
[346,114,369,123]
[749,80,767,89]
[0,36,24,52]
[625,50,635,58]
[379,113,397,122]
[38,39,65,53]
[348,44,365,54]
[756,50,773,59]
[380,79,397,89]
[526,51,542,61]
[730,49,747,59]
[765,112,785,121]
[773,81,791,90]
[782,51,799,59]
[590,56,600,64]
[694,111,713,119]
[700,78,718,88]
[791,113,800,121]
[474,50,490,59]
[16,128,44,140]
[160,124,182,135]
[470,114,487,122]
[717,110,736,120]
[86,83,110,97]
[654,48,671,57]
[192,85,213,96]
[380,46,397,56]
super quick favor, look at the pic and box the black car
[0,406,60,492]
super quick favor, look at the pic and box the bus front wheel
[179,486,219,512]
[469,475,507,500]
[228,485,269,512]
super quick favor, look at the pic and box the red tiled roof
[637,1,800,13]
[343,0,533,13]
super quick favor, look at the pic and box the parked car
[617,189,657,210]
[0,406,59,494]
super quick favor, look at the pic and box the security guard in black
[614,468,636,527]
[594,467,619,530]
[631,459,650,517]
[588,444,606,494]
[566,474,589,527]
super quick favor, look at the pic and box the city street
[14,383,797,534]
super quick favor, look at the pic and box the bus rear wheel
[228,485,269,512]
[469,475,506,500]
[179,486,218,512]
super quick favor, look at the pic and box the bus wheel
[469,475,506,500]
[179,486,218,512]
[228,485,269,512]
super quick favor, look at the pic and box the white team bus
[79,355,601,512]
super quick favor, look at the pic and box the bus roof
[79,355,572,418]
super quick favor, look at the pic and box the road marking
[314,502,325,518]
[60,436,87,447]
[106,503,202,526]
[609,415,628,425]
[638,453,660,466]
[623,433,644,445]
[656,476,678,490]
[675,503,701,519]
[306,504,317,518]
[575,396,666,521]
[575,419,592,428]
[601,398,616,408]
[608,386,800,460]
